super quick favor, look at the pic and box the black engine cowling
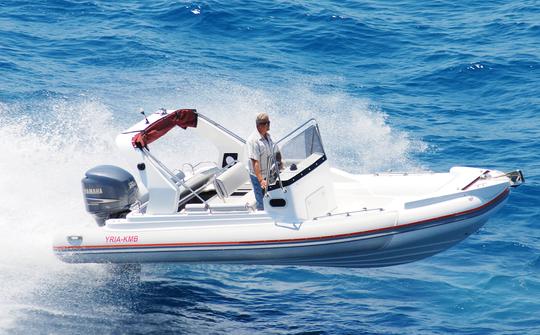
[82,165,139,226]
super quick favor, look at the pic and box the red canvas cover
[132,109,198,148]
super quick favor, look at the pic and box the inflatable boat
[53,108,524,267]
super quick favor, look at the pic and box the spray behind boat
[82,165,139,226]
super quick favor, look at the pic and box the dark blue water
[1,1,539,334]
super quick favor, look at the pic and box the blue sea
[0,1,539,334]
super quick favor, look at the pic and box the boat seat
[214,162,249,200]
[178,167,220,201]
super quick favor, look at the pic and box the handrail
[265,147,284,193]
[141,148,209,207]
[312,207,384,220]
[182,161,218,176]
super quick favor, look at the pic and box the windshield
[266,119,325,184]
[278,121,324,162]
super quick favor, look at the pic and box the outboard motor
[82,165,139,226]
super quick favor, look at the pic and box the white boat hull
[53,110,522,268]
[54,188,508,268]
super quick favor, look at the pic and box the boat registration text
[105,235,139,243]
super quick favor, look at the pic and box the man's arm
[251,159,267,189]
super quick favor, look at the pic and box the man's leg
[249,174,264,210]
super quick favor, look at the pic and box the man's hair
[256,113,269,125]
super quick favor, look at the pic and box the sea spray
[0,83,425,331]
[0,98,122,330]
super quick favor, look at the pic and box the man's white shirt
[245,130,275,177]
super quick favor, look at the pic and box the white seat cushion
[214,162,249,199]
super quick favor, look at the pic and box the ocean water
[0,1,539,334]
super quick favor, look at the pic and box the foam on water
[0,98,123,330]
[0,83,424,331]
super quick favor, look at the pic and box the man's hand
[260,179,268,189]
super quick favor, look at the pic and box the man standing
[246,113,275,210]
